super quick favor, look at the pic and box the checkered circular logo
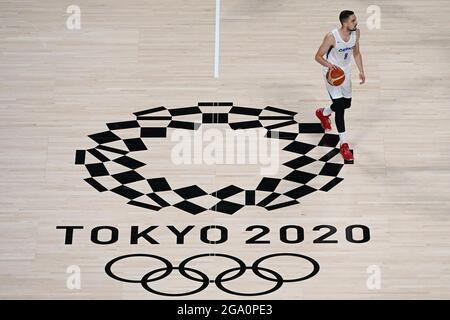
[75,102,350,214]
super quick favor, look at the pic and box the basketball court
[1,0,449,299]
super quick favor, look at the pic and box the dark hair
[339,10,354,24]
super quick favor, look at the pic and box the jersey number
[344,53,348,60]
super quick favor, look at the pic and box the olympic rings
[141,267,209,297]
[178,253,246,283]
[253,253,320,282]
[104,252,320,296]
[104,253,172,283]
[215,266,283,296]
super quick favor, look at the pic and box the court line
[214,0,221,78]
[213,0,220,212]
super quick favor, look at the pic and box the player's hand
[327,63,339,70]
[359,72,366,84]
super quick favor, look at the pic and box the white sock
[323,106,333,116]
[339,131,348,145]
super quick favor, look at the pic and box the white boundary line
[214,0,221,78]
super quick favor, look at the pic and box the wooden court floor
[0,0,449,299]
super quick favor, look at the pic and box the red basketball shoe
[315,108,332,131]
[340,143,354,161]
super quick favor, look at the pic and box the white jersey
[322,28,356,99]
[325,28,356,72]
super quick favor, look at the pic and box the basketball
[327,67,345,86]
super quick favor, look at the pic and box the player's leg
[335,72,353,161]
[316,96,343,131]
[316,106,332,131]
[332,98,347,141]
[334,97,353,161]
[316,78,342,131]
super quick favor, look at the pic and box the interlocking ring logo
[105,253,320,296]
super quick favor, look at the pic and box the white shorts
[323,68,352,99]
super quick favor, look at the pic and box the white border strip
[214,0,221,78]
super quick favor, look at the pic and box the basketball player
[314,10,365,161]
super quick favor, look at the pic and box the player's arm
[353,29,365,84]
[314,33,338,70]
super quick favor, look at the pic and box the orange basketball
[327,67,345,86]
